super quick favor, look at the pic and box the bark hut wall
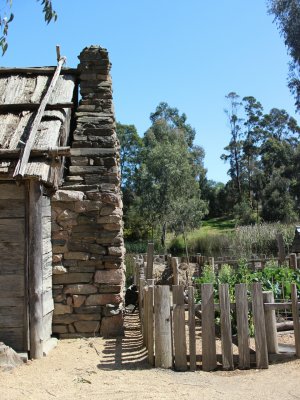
[51,46,125,338]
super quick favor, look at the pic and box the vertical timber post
[27,180,44,359]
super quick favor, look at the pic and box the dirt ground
[1,314,300,400]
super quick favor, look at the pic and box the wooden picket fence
[139,282,300,371]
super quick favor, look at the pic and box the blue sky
[1,0,298,183]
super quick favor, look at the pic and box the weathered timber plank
[0,328,25,352]
[263,291,279,354]
[42,311,53,342]
[0,297,23,307]
[147,285,154,366]
[154,285,172,368]
[70,148,117,157]
[146,243,154,280]
[27,180,44,359]
[235,283,250,369]
[0,67,78,75]
[0,199,25,218]
[291,283,300,357]
[0,102,73,112]
[14,57,67,178]
[0,274,24,297]
[0,242,24,269]
[0,219,25,242]
[43,291,54,316]
[219,284,234,370]
[173,285,187,371]
[0,182,24,199]
[0,313,24,327]
[188,286,197,371]
[252,283,269,369]
[201,284,217,371]
[143,287,148,348]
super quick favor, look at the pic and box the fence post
[290,253,297,270]
[219,283,234,370]
[235,283,250,369]
[291,283,300,357]
[263,291,279,354]
[147,281,155,365]
[188,286,196,371]
[154,285,172,368]
[172,257,179,285]
[143,286,148,347]
[146,242,154,279]
[201,283,217,371]
[252,283,269,369]
[173,285,187,371]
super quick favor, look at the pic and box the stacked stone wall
[51,46,125,338]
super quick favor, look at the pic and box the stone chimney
[51,46,125,338]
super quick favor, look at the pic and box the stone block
[74,321,100,333]
[74,306,102,314]
[52,325,68,334]
[94,269,123,285]
[53,272,93,285]
[85,294,121,306]
[70,157,89,166]
[100,314,124,337]
[69,166,106,175]
[74,200,102,213]
[99,206,117,216]
[108,246,124,256]
[52,253,63,263]
[97,284,122,294]
[97,215,121,224]
[53,265,67,275]
[52,190,85,202]
[73,295,86,308]
[64,284,98,295]
[64,252,89,260]
[54,304,72,315]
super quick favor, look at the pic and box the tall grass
[169,222,296,258]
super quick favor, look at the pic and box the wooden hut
[0,46,125,359]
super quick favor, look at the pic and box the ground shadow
[97,313,151,371]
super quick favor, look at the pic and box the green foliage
[121,102,208,243]
[194,260,300,303]
[169,219,295,258]
[268,0,300,109]
[221,91,300,224]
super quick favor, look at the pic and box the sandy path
[2,314,300,400]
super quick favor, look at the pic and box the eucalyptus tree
[136,102,208,241]
[268,0,300,109]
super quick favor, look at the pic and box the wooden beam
[0,146,71,159]
[0,67,79,75]
[13,57,67,178]
[27,180,44,359]
[0,102,73,112]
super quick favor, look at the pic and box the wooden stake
[154,286,172,368]
[263,291,279,354]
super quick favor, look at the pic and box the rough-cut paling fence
[139,281,300,371]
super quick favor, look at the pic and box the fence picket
[252,282,269,369]
[291,283,300,357]
[154,285,172,368]
[235,283,250,369]
[173,285,187,371]
[188,286,197,371]
[147,285,154,365]
[201,283,217,371]
[219,283,234,370]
